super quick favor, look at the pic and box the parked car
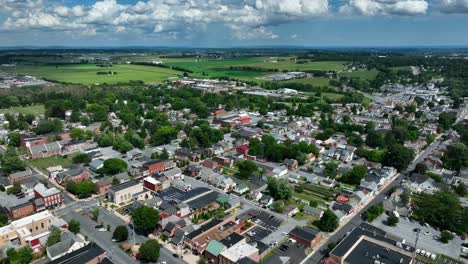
[98,228,107,232]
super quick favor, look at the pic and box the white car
[420,250,426,255]
[415,249,421,254]
[430,254,437,260]
[425,252,431,258]
[98,228,107,232]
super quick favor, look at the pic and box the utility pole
[412,228,421,263]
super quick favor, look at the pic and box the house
[289,227,321,248]
[250,190,262,201]
[6,201,35,219]
[46,231,87,261]
[184,216,237,254]
[283,159,299,171]
[404,173,441,194]
[185,164,201,177]
[94,177,113,195]
[47,166,64,179]
[285,205,299,217]
[27,141,62,159]
[202,159,220,171]
[303,206,324,219]
[89,159,104,171]
[175,148,201,162]
[9,168,33,184]
[272,166,288,178]
[216,176,236,192]
[108,180,144,204]
[205,240,226,264]
[142,160,166,175]
[56,167,89,185]
[143,176,162,192]
[126,148,143,161]
[161,167,183,180]
[171,180,192,192]
[47,243,108,264]
[233,183,250,195]
[260,195,273,207]
[34,183,62,208]
[236,145,249,156]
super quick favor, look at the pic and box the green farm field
[13,64,182,84]
[339,69,379,80]
[0,105,45,116]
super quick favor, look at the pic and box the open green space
[284,77,334,87]
[13,64,182,84]
[0,105,45,116]
[26,155,73,173]
[339,70,379,80]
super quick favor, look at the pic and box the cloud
[340,0,429,16]
[0,0,330,39]
[435,0,468,13]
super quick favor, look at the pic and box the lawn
[14,64,182,84]
[340,70,379,80]
[284,77,334,87]
[0,105,45,116]
[27,155,73,173]
[322,92,345,101]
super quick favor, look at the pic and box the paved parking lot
[246,226,272,241]
[241,209,283,231]
[373,214,465,259]
[265,241,307,264]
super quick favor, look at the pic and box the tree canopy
[267,177,293,201]
[132,206,160,235]
[139,239,160,262]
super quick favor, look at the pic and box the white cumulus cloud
[340,0,429,16]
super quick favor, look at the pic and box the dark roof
[289,226,320,242]
[187,191,219,210]
[100,258,114,264]
[48,243,105,264]
[253,240,269,255]
[331,222,413,259]
[220,232,244,247]
[237,257,257,264]
[158,187,212,204]
[186,219,223,239]
[110,180,140,192]
[142,159,164,167]
[332,202,353,214]
[345,238,412,264]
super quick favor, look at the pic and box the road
[302,136,443,264]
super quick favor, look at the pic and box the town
[0,49,467,264]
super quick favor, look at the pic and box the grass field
[13,64,182,84]
[0,105,45,115]
[27,155,73,173]
[340,70,379,80]
[284,77,334,87]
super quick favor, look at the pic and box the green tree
[100,158,128,175]
[236,160,258,180]
[340,165,368,185]
[267,177,293,201]
[386,214,399,226]
[70,128,92,141]
[248,138,263,156]
[317,210,339,232]
[159,148,169,160]
[454,183,467,197]
[443,143,467,172]
[363,203,385,222]
[112,225,129,242]
[0,213,8,227]
[271,201,285,213]
[72,153,92,164]
[132,206,160,235]
[91,208,100,221]
[66,181,95,198]
[139,239,160,262]
[7,132,21,147]
[68,220,80,234]
[151,126,177,146]
[7,182,22,195]
[414,162,428,174]
[324,162,339,178]
[383,144,414,172]
[15,246,33,264]
[440,230,454,243]
[0,147,26,174]
[47,226,62,246]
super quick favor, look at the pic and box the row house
[34,183,62,208]
[9,168,33,184]
[94,177,113,195]
[142,160,166,175]
[175,148,201,162]
[27,141,62,159]
[143,176,162,192]
[55,167,89,185]
[6,201,35,219]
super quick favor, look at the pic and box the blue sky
[0,0,467,47]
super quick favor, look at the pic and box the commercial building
[108,180,145,204]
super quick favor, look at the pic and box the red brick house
[202,159,220,170]
[289,227,322,248]
[236,145,249,156]
[143,176,162,192]
[7,201,35,218]
[55,167,89,185]
[34,183,62,208]
[9,169,33,184]
[142,160,166,175]
[94,177,113,195]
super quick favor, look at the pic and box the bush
[363,203,384,222]
[112,225,129,242]
[68,220,80,234]
[386,214,399,226]
[440,230,454,243]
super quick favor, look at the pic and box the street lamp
[412,228,421,263]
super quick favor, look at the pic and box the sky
[0,0,468,47]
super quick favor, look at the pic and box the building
[48,242,108,264]
[289,227,321,248]
[9,169,33,184]
[143,176,162,192]
[34,183,62,208]
[108,180,144,205]
[6,201,35,219]
[46,231,87,261]
[94,177,113,195]
[142,160,166,175]
[219,241,259,264]
[56,167,89,185]
[27,141,62,159]
[323,223,413,264]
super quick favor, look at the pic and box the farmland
[339,69,380,80]
[12,64,182,84]
[0,105,45,116]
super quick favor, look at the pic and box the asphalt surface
[303,137,443,264]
